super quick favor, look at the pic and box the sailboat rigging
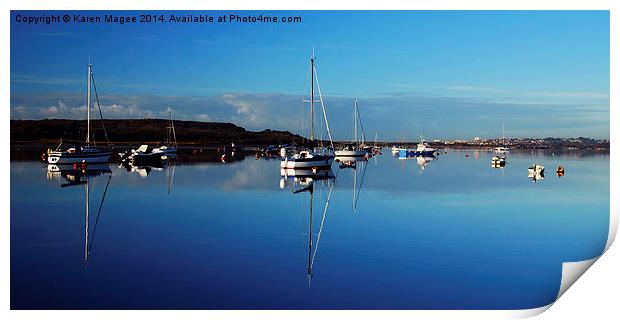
[335,99,369,157]
[281,48,335,170]
[47,61,112,165]
[494,124,511,153]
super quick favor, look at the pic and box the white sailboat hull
[47,151,111,164]
[334,150,368,157]
[280,156,334,169]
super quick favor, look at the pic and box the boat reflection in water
[279,168,335,189]
[335,155,368,213]
[398,153,437,173]
[120,159,176,193]
[45,163,112,262]
[280,167,335,287]
[528,164,545,182]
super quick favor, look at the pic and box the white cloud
[10,91,610,139]
[196,114,211,121]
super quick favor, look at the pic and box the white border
[3,1,616,319]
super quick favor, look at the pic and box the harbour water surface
[10,149,610,309]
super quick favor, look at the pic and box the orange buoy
[556,165,565,177]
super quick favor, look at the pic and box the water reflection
[10,148,610,309]
[398,154,437,174]
[335,156,369,212]
[45,164,112,262]
[120,160,176,193]
[289,171,335,287]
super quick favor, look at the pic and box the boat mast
[312,59,335,150]
[167,111,172,145]
[310,49,315,142]
[353,99,358,145]
[86,61,91,145]
[356,100,366,145]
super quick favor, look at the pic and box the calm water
[11,149,610,309]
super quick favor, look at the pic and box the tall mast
[502,123,505,146]
[310,49,315,142]
[355,99,366,145]
[168,110,171,145]
[86,61,91,145]
[354,99,358,145]
[312,61,335,150]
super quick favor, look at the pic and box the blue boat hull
[399,149,435,157]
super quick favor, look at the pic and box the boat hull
[47,163,111,174]
[399,149,436,157]
[335,155,368,163]
[334,150,368,157]
[47,151,112,164]
[131,152,168,165]
[280,168,335,179]
[280,155,334,169]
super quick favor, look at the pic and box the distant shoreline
[10,118,610,151]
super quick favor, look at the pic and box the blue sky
[10,10,609,139]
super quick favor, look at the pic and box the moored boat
[399,140,437,157]
[47,61,111,164]
[494,124,511,153]
[335,99,368,157]
[528,164,545,181]
[491,155,507,167]
[281,48,335,169]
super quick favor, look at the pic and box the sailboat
[47,61,112,165]
[371,132,382,155]
[494,124,511,153]
[280,49,335,170]
[153,110,178,155]
[335,99,368,157]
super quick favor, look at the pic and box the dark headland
[10,119,303,147]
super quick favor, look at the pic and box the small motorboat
[119,145,167,166]
[491,155,507,167]
[399,141,436,157]
[528,164,545,181]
